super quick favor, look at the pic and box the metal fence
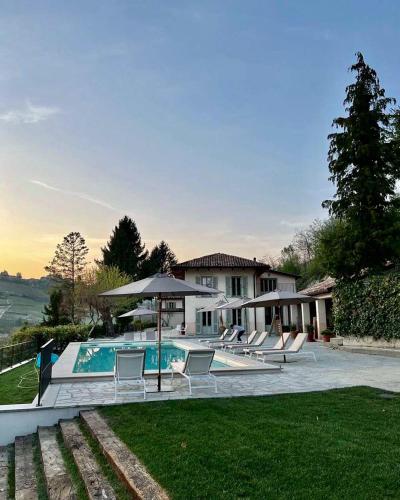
[0,340,37,373]
[38,339,54,406]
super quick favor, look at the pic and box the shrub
[11,324,91,353]
[290,323,297,332]
[333,271,400,340]
[320,328,334,337]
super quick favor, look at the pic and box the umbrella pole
[157,293,162,392]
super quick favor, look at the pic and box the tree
[101,216,148,279]
[42,288,71,326]
[79,265,131,335]
[45,232,89,323]
[322,52,400,277]
[142,240,178,276]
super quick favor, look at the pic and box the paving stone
[81,410,169,500]
[60,420,116,500]
[0,446,8,500]
[38,427,76,499]
[15,435,37,500]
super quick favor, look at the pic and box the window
[202,311,212,327]
[166,302,175,310]
[232,309,242,326]
[201,276,214,288]
[260,278,277,293]
[231,276,242,297]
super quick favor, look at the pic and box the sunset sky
[1,1,400,278]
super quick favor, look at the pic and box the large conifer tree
[323,52,400,277]
[141,240,178,276]
[101,216,148,279]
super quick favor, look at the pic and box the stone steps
[0,446,9,500]
[38,426,76,499]
[60,419,116,500]
[81,410,169,500]
[1,409,169,500]
[15,435,37,500]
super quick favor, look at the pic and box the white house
[171,253,298,335]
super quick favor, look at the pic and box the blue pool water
[73,341,228,373]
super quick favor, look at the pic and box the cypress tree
[323,52,400,277]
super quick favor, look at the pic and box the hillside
[0,276,51,337]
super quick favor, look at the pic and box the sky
[1,1,400,278]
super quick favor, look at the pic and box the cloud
[0,101,60,124]
[280,219,309,229]
[30,180,121,212]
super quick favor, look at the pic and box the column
[316,299,327,339]
[290,304,298,329]
[301,302,311,332]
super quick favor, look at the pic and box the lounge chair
[208,329,238,348]
[114,349,147,400]
[199,328,229,343]
[222,330,258,349]
[244,331,291,356]
[171,349,217,395]
[225,330,270,353]
[253,332,316,363]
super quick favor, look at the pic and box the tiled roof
[172,253,269,269]
[299,277,336,297]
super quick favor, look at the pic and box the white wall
[183,269,296,335]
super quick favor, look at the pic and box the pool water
[73,342,228,373]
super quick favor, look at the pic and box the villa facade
[170,253,298,335]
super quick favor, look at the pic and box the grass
[0,361,37,404]
[100,387,400,499]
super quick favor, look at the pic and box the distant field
[0,277,51,337]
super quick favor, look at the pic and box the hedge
[333,271,400,341]
[11,324,91,353]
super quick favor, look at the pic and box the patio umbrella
[217,297,252,333]
[242,290,314,333]
[100,273,220,391]
[197,298,228,326]
[118,307,157,318]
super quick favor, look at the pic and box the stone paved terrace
[45,341,400,408]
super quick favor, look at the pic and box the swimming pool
[73,341,228,373]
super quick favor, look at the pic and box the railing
[0,340,37,373]
[38,339,54,406]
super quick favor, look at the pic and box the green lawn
[101,387,400,499]
[0,361,38,404]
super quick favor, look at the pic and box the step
[15,435,37,500]
[0,447,8,500]
[38,427,76,500]
[81,410,169,500]
[60,420,116,500]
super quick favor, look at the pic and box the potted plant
[306,323,315,342]
[321,328,334,343]
[289,323,298,339]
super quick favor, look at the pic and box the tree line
[42,217,177,333]
[268,53,400,289]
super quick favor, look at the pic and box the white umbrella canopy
[242,290,315,308]
[216,297,251,310]
[100,273,220,391]
[197,299,228,313]
[118,307,156,318]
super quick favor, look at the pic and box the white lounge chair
[171,349,217,395]
[245,331,291,356]
[226,330,270,353]
[114,349,147,400]
[222,330,258,349]
[208,330,238,348]
[199,329,229,343]
[253,332,316,363]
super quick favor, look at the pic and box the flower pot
[290,331,298,339]
[307,332,315,342]
[323,335,331,342]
